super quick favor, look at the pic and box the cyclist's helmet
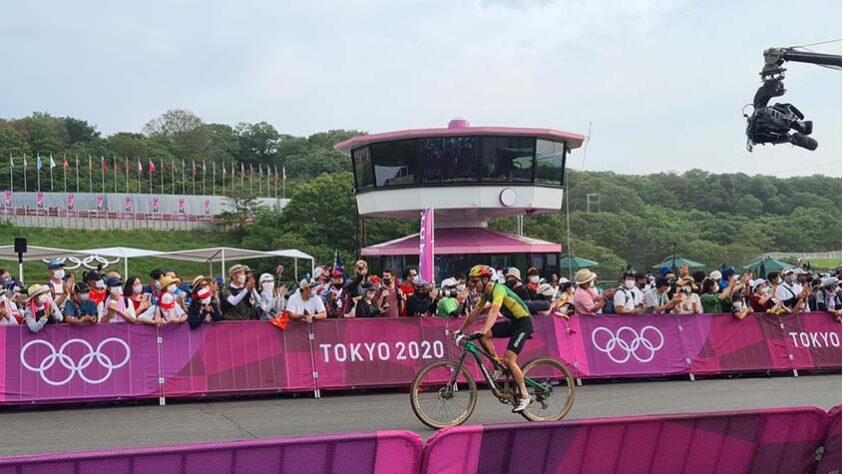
[468,265,494,280]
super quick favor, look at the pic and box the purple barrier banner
[0,430,423,474]
[311,317,449,389]
[160,321,315,397]
[0,324,159,404]
[421,407,830,474]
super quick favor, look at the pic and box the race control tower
[334,119,585,280]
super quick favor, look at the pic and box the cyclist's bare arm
[458,301,491,333]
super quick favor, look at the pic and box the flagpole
[36,154,41,192]
[75,155,80,193]
[171,159,175,195]
[49,154,54,191]
[23,154,27,192]
[258,164,262,196]
[202,161,206,196]
[100,156,105,192]
[88,156,92,193]
[212,162,216,195]
[9,152,13,193]
[137,158,141,194]
[125,158,129,194]
[191,160,196,195]
[63,154,67,192]
[240,163,244,188]
[182,160,186,195]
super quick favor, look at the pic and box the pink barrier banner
[779,312,842,370]
[817,405,842,474]
[160,321,315,397]
[0,324,159,404]
[567,314,692,377]
[422,407,830,474]
[0,430,423,474]
[310,317,449,389]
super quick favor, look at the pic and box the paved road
[0,374,839,456]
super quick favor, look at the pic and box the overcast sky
[3,0,840,177]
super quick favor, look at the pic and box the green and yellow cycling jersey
[478,283,531,320]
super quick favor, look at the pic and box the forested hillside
[1,110,839,276]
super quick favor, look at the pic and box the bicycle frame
[449,338,550,402]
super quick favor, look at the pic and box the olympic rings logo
[591,326,664,364]
[20,338,131,386]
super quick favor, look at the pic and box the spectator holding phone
[671,277,702,314]
[187,282,223,329]
[63,282,98,325]
[287,279,327,322]
[376,269,403,317]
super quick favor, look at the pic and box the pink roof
[334,119,585,152]
[361,227,561,256]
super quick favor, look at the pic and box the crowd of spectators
[0,257,840,333]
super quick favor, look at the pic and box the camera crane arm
[745,47,841,152]
[760,47,841,81]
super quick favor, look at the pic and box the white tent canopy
[0,245,315,283]
[155,247,315,280]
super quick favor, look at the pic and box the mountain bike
[410,332,575,429]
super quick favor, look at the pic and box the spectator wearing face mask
[46,259,71,310]
[187,278,223,329]
[83,271,107,306]
[643,277,679,314]
[749,279,774,313]
[156,275,188,324]
[376,269,403,318]
[530,283,556,315]
[553,281,576,318]
[573,269,607,315]
[776,268,808,311]
[254,273,286,320]
[144,269,164,305]
[23,284,63,333]
[325,269,353,318]
[123,276,152,316]
[525,267,541,297]
[406,280,435,317]
[504,268,531,302]
[99,277,137,323]
[614,271,644,315]
[0,291,21,325]
[63,282,98,325]
[221,264,256,321]
[819,277,842,321]
[671,277,702,315]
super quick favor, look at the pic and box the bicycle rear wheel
[410,360,477,429]
[519,357,575,422]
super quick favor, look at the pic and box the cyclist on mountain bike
[456,264,534,413]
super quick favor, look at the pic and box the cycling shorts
[491,316,534,355]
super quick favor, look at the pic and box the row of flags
[3,190,212,215]
[5,153,287,197]
[16,153,285,177]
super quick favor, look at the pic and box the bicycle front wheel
[519,357,575,422]
[410,360,477,429]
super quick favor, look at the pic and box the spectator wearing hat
[46,259,71,309]
[504,268,531,302]
[671,277,702,315]
[187,282,223,329]
[23,284,63,333]
[314,267,332,298]
[643,277,679,314]
[553,281,576,318]
[63,282,98,325]
[254,273,286,320]
[819,277,842,321]
[355,282,383,318]
[123,276,152,316]
[436,278,464,318]
[84,270,107,306]
[614,271,644,315]
[99,276,137,323]
[776,268,809,311]
[376,269,403,318]
[287,279,326,322]
[406,280,435,317]
[748,279,774,313]
[573,269,607,315]
[325,269,353,318]
[530,283,557,316]
[221,264,256,321]
[153,275,188,323]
